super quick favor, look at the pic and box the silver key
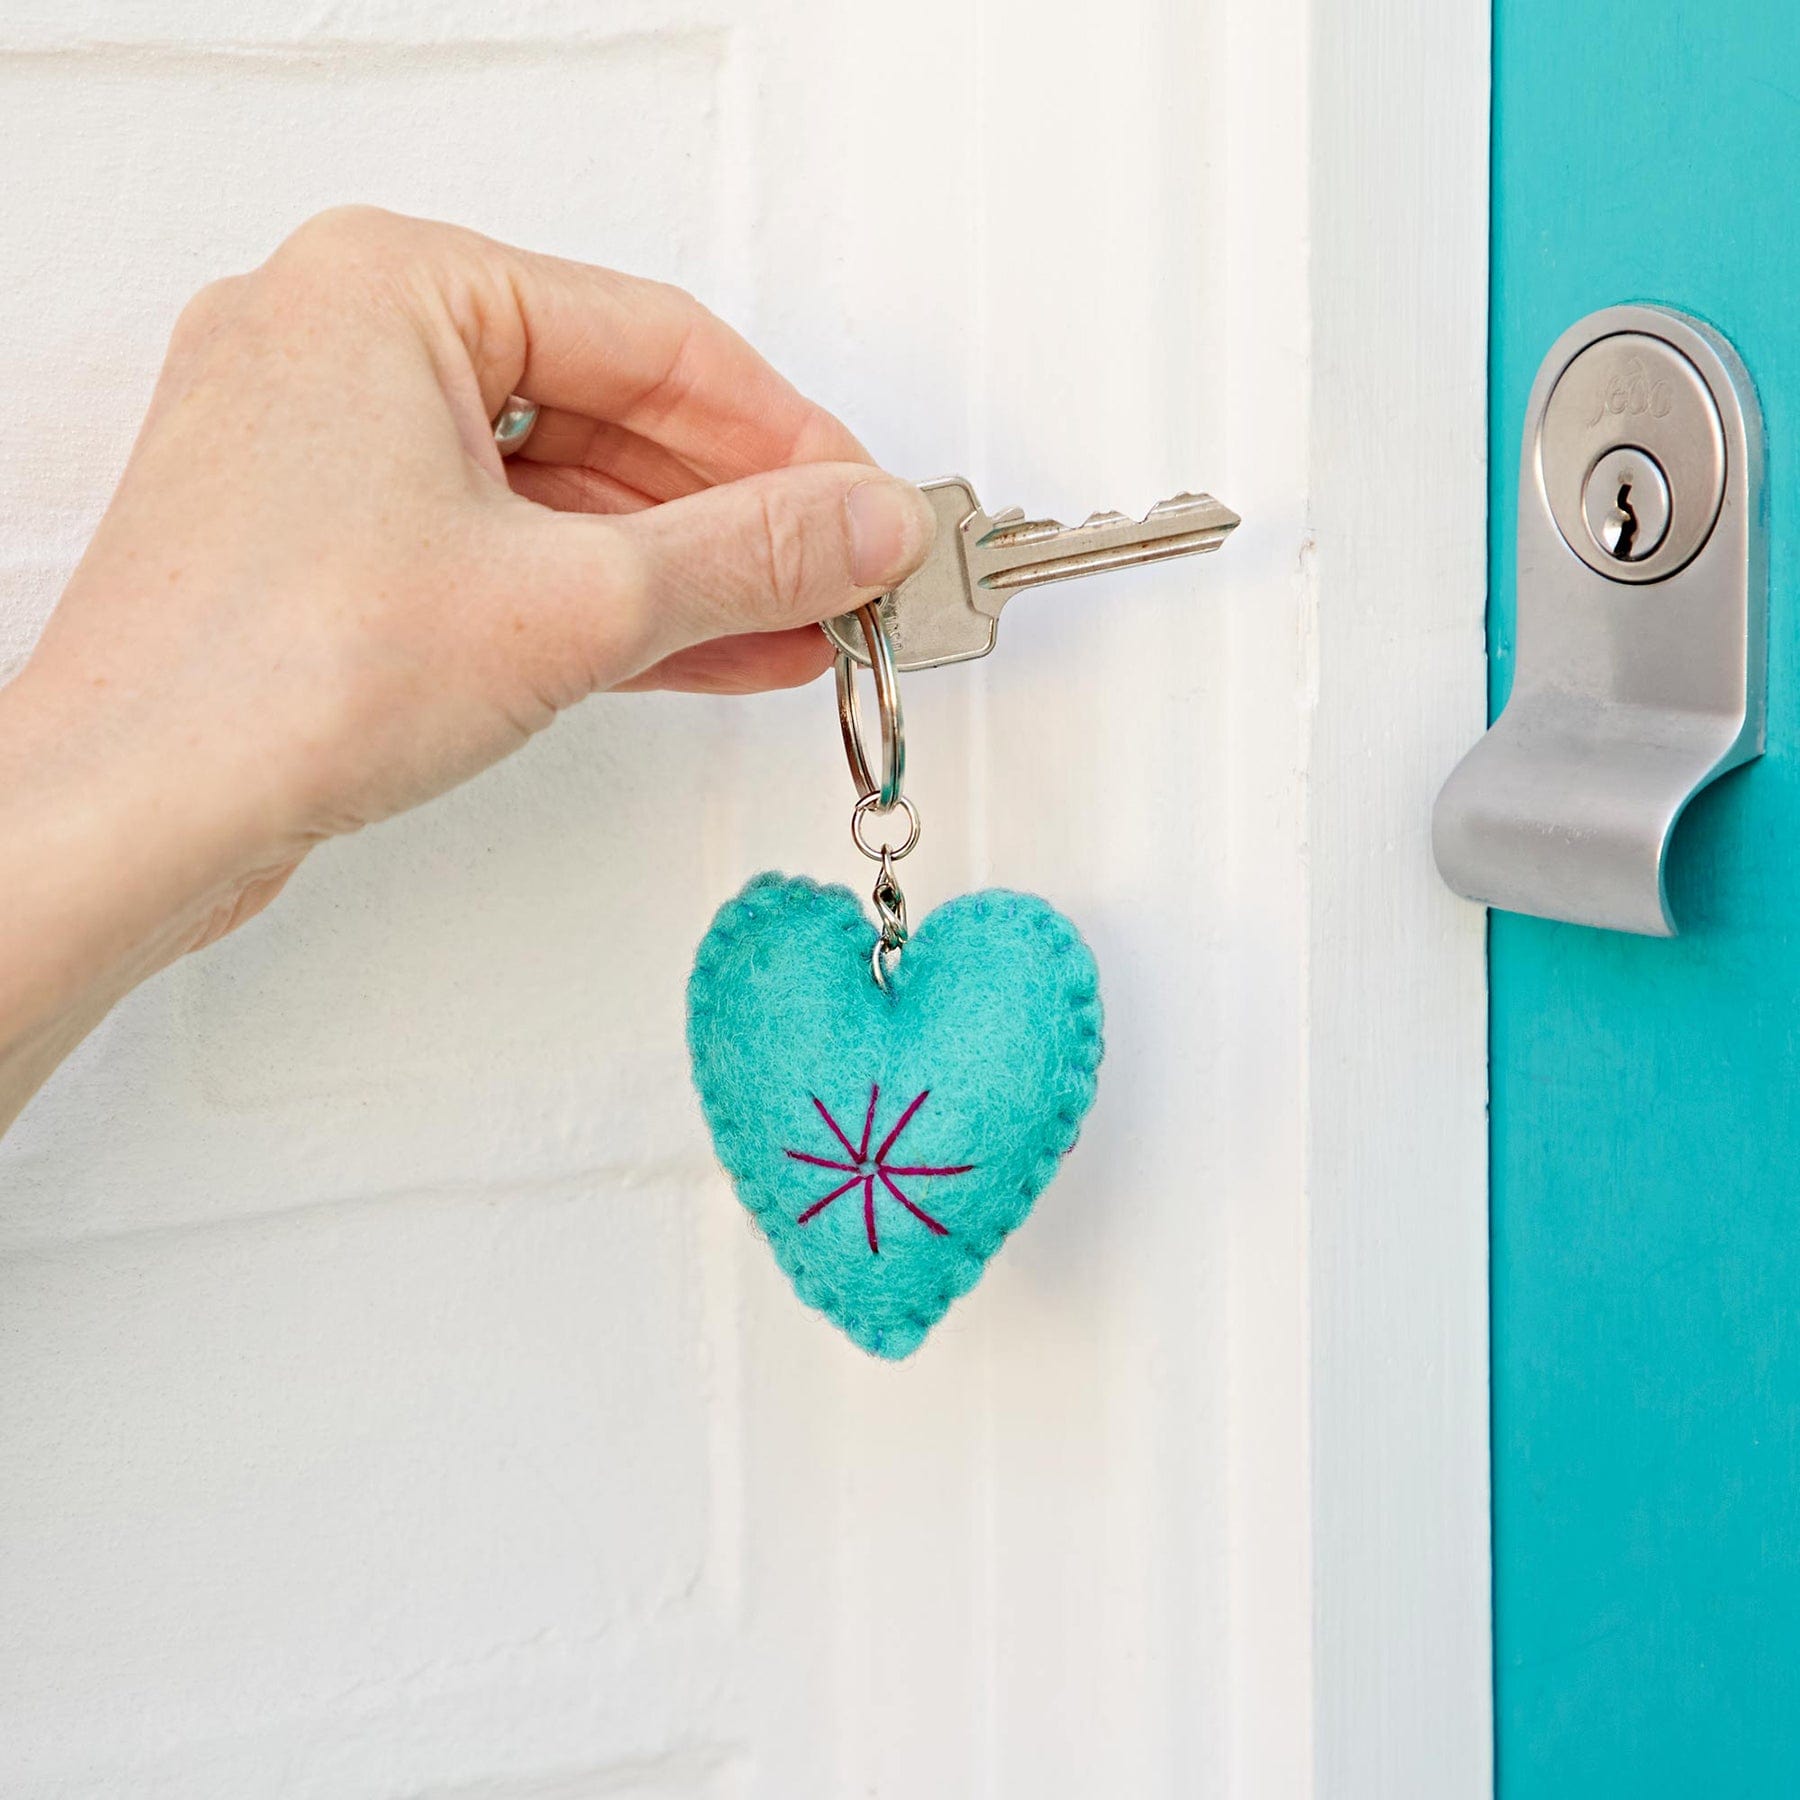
[823,475,1240,671]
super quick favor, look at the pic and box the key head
[823,478,998,671]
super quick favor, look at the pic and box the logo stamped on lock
[1585,355,1676,427]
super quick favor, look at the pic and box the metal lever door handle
[1433,304,1766,936]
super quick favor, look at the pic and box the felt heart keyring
[685,601,1105,1359]
[688,874,1102,1358]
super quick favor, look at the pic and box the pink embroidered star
[784,1084,975,1255]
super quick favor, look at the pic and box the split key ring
[834,602,906,812]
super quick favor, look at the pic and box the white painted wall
[0,2,1491,1796]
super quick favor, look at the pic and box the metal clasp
[836,603,919,987]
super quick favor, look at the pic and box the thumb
[600,462,937,673]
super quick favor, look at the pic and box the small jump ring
[834,602,905,808]
[492,395,540,457]
[851,792,921,861]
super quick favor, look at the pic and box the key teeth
[972,488,1241,551]
[1147,490,1237,520]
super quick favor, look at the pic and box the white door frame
[1268,1,1494,1791]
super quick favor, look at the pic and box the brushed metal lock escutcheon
[1433,304,1765,937]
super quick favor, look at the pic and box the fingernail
[847,477,936,588]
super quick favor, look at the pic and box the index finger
[463,232,872,481]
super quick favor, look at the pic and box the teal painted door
[1492,3,1800,1790]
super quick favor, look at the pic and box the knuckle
[285,204,405,262]
[251,208,468,346]
[646,276,700,315]
[540,516,652,690]
[169,275,243,347]
[625,298,705,420]
[266,207,423,301]
[752,487,817,626]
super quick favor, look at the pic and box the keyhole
[1582,447,1671,568]
[1603,481,1639,558]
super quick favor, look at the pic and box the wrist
[0,658,293,1107]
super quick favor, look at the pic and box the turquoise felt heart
[686,873,1103,1359]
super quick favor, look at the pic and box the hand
[0,206,937,1128]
